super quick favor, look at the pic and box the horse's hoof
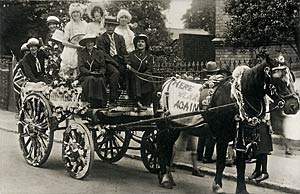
[212,181,225,194]
[168,173,176,186]
[236,190,250,194]
[160,180,173,189]
[159,174,173,189]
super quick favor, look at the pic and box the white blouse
[115,25,135,53]
[86,21,105,36]
[64,20,87,43]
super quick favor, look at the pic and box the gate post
[8,54,16,112]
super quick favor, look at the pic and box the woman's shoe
[203,158,216,163]
[285,149,292,155]
[192,168,205,177]
[255,173,269,182]
[248,171,261,180]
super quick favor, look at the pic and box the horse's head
[264,58,299,114]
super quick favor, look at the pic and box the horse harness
[231,64,297,158]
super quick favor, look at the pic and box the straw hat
[26,38,40,48]
[46,16,60,25]
[51,29,64,43]
[204,61,220,72]
[70,34,85,45]
[104,16,118,25]
[79,34,97,46]
[87,2,106,19]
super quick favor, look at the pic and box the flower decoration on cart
[20,80,89,120]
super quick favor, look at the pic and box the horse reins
[128,67,167,83]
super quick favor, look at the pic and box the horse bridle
[237,65,297,125]
[264,65,299,111]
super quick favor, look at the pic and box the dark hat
[133,34,149,50]
[79,34,96,46]
[104,16,118,25]
[204,61,220,72]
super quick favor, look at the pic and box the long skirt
[80,76,107,102]
[127,72,154,105]
[256,123,273,155]
[60,46,78,80]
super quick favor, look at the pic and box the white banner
[160,78,204,126]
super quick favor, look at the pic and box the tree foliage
[0,0,171,57]
[106,0,172,47]
[225,0,300,58]
[182,0,215,34]
[0,1,78,57]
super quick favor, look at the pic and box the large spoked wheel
[140,129,160,174]
[92,126,131,163]
[62,120,94,179]
[18,93,54,167]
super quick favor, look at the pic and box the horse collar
[231,70,268,126]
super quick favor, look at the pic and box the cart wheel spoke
[62,120,94,180]
[140,130,160,174]
[18,93,54,167]
[111,137,121,152]
[92,127,130,163]
[24,137,32,148]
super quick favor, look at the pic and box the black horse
[155,56,299,194]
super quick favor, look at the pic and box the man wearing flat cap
[96,15,129,107]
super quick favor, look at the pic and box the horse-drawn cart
[16,55,300,194]
[17,81,161,179]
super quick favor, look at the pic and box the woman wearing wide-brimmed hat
[86,2,106,36]
[60,3,87,80]
[114,9,135,53]
[78,34,107,108]
[127,34,154,110]
[22,38,49,83]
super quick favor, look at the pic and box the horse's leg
[157,128,180,189]
[235,151,249,194]
[213,141,227,193]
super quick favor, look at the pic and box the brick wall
[0,56,11,110]
[0,69,9,110]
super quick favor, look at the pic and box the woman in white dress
[114,9,135,53]
[86,3,106,36]
[60,3,87,80]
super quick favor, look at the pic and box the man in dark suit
[96,16,129,107]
